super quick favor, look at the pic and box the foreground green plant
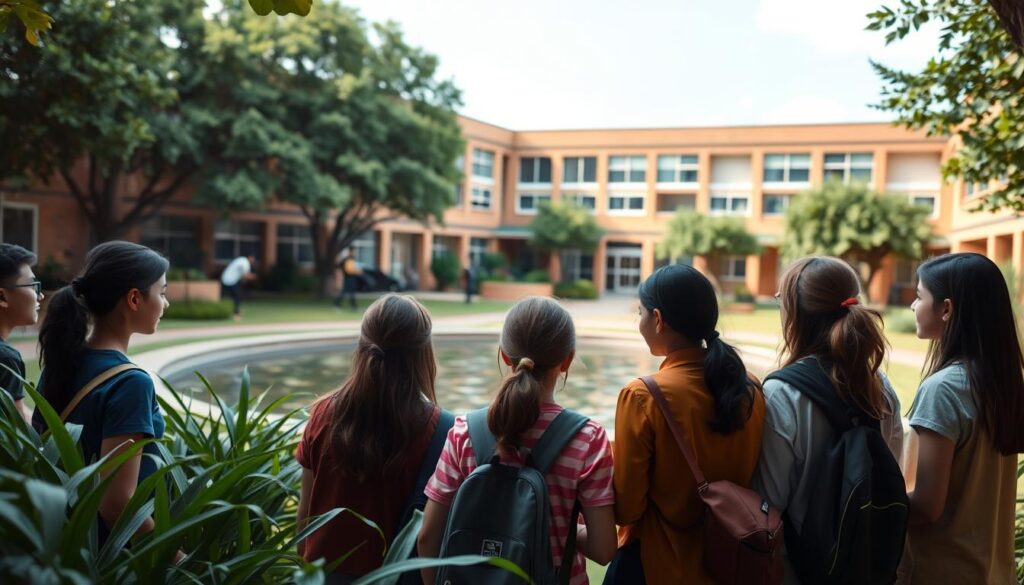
[0,369,522,584]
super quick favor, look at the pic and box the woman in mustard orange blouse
[604,264,767,585]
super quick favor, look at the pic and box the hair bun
[517,357,535,371]
[366,343,386,358]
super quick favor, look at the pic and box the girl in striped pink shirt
[417,296,617,585]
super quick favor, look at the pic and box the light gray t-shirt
[904,362,1017,585]
[750,368,903,585]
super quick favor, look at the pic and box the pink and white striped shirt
[425,402,615,585]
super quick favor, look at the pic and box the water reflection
[166,337,664,430]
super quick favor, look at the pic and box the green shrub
[554,279,598,300]
[480,252,507,276]
[0,374,518,584]
[166,268,207,282]
[885,310,918,334]
[733,284,755,303]
[480,273,510,283]
[523,269,551,283]
[430,252,461,291]
[38,256,68,291]
[163,300,234,320]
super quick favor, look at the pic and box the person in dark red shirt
[295,294,450,581]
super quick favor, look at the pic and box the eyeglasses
[8,281,42,295]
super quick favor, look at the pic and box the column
[420,231,435,291]
[744,254,761,298]
[593,239,608,295]
[548,251,562,284]
[641,239,656,280]
[378,227,393,274]
[868,254,895,306]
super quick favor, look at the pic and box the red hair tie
[840,297,859,308]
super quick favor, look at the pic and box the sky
[341,0,942,130]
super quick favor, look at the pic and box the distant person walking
[463,264,475,305]
[334,249,363,311]
[221,255,255,321]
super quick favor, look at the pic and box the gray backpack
[435,408,590,585]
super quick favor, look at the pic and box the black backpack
[765,358,908,585]
[435,407,589,585]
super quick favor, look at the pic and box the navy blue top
[0,338,26,401]
[35,349,165,483]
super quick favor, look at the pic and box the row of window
[468,149,877,186]
[513,191,938,217]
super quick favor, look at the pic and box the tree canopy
[528,200,603,253]
[783,181,932,300]
[656,209,759,290]
[869,0,1024,212]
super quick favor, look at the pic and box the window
[351,231,376,268]
[276,223,314,266]
[0,203,37,254]
[563,156,597,184]
[432,235,458,258]
[564,193,597,212]
[721,255,747,281]
[141,216,201,268]
[656,193,696,214]
[472,148,494,181]
[471,187,492,210]
[710,193,750,215]
[470,237,489,269]
[560,249,594,282]
[516,192,551,214]
[763,194,790,216]
[608,193,645,214]
[710,155,752,188]
[824,153,873,184]
[656,155,699,184]
[519,157,552,184]
[215,220,262,262]
[894,258,920,286]
[911,195,938,217]
[608,156,647,183]
[763,153,810,184]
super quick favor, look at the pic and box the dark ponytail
[488,297,575,449]
[638,264,757,434]
[38,241,168,413]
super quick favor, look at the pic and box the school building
[3,115,1020,303]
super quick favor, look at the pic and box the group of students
[0,239,1020,584]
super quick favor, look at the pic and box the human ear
[559,350,575,373]
[499,348,513,366]
[941,298,953,322]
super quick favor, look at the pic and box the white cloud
[756,0,941,68]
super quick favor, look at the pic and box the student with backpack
[751,256,907,585]
[902,253,1023,584]
[34,241,176,555]
[606,264,772,585]
[417,296,616,585]
[0,243,43,424]
[295,294,454,583]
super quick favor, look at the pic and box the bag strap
[466,407,497,465]
[395,407,456,538]
[639,376,708,488]
[529,409,589,475]
[764,357,879,432]
[59,363,144,423]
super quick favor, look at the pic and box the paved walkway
[11,295,930,369]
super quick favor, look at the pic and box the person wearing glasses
[0,243,42,424]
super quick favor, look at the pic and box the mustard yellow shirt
[613,347,766,585]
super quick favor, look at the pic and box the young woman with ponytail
[418,296,617,585]
[605,264,766,585]
[295,294,451,582]
[902,253,1024,583]
[34,241,171,547]
[750,256,904,584]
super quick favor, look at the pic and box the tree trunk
[989,0,1024,49]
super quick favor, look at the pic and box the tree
[528,200,603,253]
[656,210,760,291]
[869,0,1024,212]
[782,181,932,301]
[205,2,464,296]
[0,0,221,242]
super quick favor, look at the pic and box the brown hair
[918,253,1024,454]
[778,256,890,419]
[488,296,575,449]
[325,294,437,480]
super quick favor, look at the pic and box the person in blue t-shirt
[33,241,178,558]
[0,243,43,424]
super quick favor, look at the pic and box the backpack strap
[466,407,498,464]
[394,407,456,538]
[59,363,144,423]
[764,357,879,432]
[528,409,590,475]
[639,376,708,488]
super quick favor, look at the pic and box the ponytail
[488,298,575,449]
[702,334,758,434]
[37,287,90,413]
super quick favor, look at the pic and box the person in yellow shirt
[605,264,766,585]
